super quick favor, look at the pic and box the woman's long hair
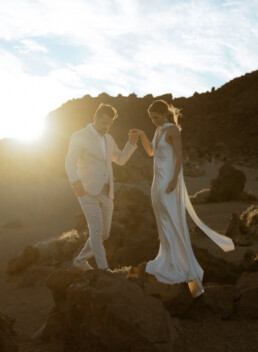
[148,99,182,130]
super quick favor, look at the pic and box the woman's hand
[129,129,144,138]
[129,129,153,157]
[129,132,139,146]
[166,179,178,193]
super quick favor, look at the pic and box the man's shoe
[102,267,112,273]
[73,257,93,271]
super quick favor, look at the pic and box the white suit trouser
[76,190,113,269]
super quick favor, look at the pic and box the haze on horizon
[0,0,257,141]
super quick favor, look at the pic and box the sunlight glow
[0,49,85,142]
[1,116,46,142]
[14,120,46,142]
[0,89,47,142]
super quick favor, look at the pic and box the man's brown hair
[94,103,118,121]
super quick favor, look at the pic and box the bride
[130,99,235,298]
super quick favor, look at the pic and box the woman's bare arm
[129,129,154,157]
[166,126,182,192]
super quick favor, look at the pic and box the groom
[65,103,138,271]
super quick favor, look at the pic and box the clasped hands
[128,129,143,145]
[72,129,177,196]
[128,129,142,145]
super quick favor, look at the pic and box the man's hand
[128,131,139,145]
[166,179,178,193]
[72,180,87,197]
[129,129,144,138]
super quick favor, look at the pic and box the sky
[0,0,258,141]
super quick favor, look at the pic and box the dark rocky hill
[45,70,258,174]
[0,70,257,184]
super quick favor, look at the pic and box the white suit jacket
[65,124,137,199]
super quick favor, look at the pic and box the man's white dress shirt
[89,123,109,184]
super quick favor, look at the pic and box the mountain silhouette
[0,70,257,183]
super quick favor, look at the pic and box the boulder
[36,230,87,263]
[241,249,258,271]
[240,190,257,201]
[224,213,252,246]
[236,287,258,318]
[17,266,54,288]
[6,230,86,275]
[248,224,258,236]
[111,229,159,268]
[6,245,40,275]
[236,271,258,291]
[114,185,152,211]
[192,245,241,284]
[105,223,124,260]
[198,284,240,320]
[137,268,194,316]
[210,162,246,201]
[36,269,179,352]
[0,312,19,352]
[46,268,82,301]
[178,283,241,321]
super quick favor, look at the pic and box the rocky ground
[1,220,258,351]
[0,161,258,351]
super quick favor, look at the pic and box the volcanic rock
[224,212,252,246]
[236,286,258,318]
[192,245,240,284]
[37,269,180,352]
[6,245,40,275]
[210,162,247,201]
[111,229,159,268]
[236,271,258,291]
[114,185,152,211]
[6,230,87,276]
[241,249,258,271]
[198,284,240,320]
[0,312,19,352]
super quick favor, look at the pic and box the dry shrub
[240,205,258,229]
[35,229,86,262]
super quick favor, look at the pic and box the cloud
[18,39,48,53]
[0,48,86,139]
[1,1,257,78]
[0,0,258,138]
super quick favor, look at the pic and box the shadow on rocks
[32,268,180,352]
[0,312,19,352]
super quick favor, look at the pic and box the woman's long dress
[146,122,235,298]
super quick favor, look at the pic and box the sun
[0,111,46,143]
[0,86,49,142]
[14,120,46,143]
